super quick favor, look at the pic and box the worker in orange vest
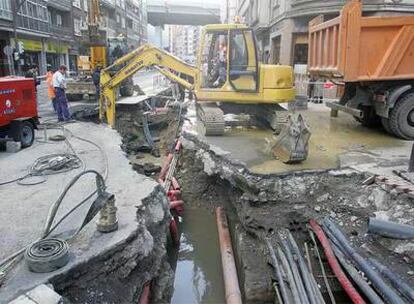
[46,65,57,112]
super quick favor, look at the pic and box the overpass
[147,0,221,26]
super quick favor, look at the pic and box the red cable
[309,219,366,304]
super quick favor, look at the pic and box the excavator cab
[199,26,258,93]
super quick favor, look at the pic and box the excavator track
[196,103,225,136]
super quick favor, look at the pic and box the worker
[46,66,57,112]
[52,65,70,122]
[92,66,101,101]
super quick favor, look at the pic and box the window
[74,18,81,36]
[121,16,125,28]
[83,0,88,11]
[116,14,120,23]
[0,0,12,20]
[229,30,258,92]
[56,14,62,26]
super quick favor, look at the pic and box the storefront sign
[11,39,42,52]
[46,42,69,54]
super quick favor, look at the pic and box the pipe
[171,177,180,190]
[368,258,414,302]
[167,189,181,201]
[330,242,385,304]
[278,244,303,304]
[309,219,366,304]
[215,207,242,304]
[280,239,310,304]
[138,282,151,304]
[368,218,414,240]
[265,238,292,304]
[158,153,174,181]
[323,218,406,304]
[170,200,184,216]
[287,232,324,304]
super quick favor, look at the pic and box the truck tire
[20,121,35,148]
[389,92,414,139]
[381,117,393,135]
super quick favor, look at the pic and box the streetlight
[11,0,28,75]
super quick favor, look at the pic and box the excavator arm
[99,44,198,126]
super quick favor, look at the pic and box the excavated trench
[68,95,414,303]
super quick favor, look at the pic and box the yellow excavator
[99,24,310,162]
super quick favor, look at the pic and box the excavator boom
[99,44,197,125]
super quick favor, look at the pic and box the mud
[179,130,414,303]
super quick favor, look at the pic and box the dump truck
[308,0,414,139]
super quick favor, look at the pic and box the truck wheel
[381,117,393,135]
[389,92,414,139]
[20,121,35,148]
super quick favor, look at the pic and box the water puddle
[171,208,225,304]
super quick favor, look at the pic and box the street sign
[3,45,13,56]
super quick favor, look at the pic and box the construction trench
[83,89,414,303]
[1,87,414,304]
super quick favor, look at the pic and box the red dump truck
[308,0,414,139]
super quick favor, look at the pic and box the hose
[323,217,407,304]
[308,230,336,304]
[280,239,310,304]
[277,246,301,303]
[368,258,414,302]
[265,238,291,304]
[330,243,385,304]
[309,219,366,304]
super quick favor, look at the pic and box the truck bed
[308,0,414,82]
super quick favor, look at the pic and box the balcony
[16,15,49,33]
[49,24,73,40]
[0,0,12,21]
[46,0,72,12]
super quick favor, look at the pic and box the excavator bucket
[271,114,311,163]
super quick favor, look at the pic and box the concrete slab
[183,102,412,175]
[0,122,159,303]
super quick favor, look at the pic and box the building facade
[237,0,414,66]
[170,25,201,63]
[0,0,148,76]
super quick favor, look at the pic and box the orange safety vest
[46,72,56,99]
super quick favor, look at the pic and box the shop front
[11,38,43,74]
[45,41,70,71]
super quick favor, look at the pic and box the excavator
[99,23,311,163]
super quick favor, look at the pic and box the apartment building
[236,0,414,66]
[170,25,201,63]
[0,0,148,76]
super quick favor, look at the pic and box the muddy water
[171,208,225,304]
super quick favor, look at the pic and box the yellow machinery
[87,0,106,69]
[99,24,308,162]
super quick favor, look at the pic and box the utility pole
[226,0,229,23]
[11,0,27,75]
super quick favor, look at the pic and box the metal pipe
[331,243,385,304]
[309,219,366,304]
[287,232,325,304]
[277,247,301,303]
[281,239,310,304]
[324,218,406,304]
[368,258,414,302]
[368,218,414,240]
[308,231,336,304]
[265,238,291,304]
[215,207,242,304]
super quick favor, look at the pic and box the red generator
[0,77,38,148]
